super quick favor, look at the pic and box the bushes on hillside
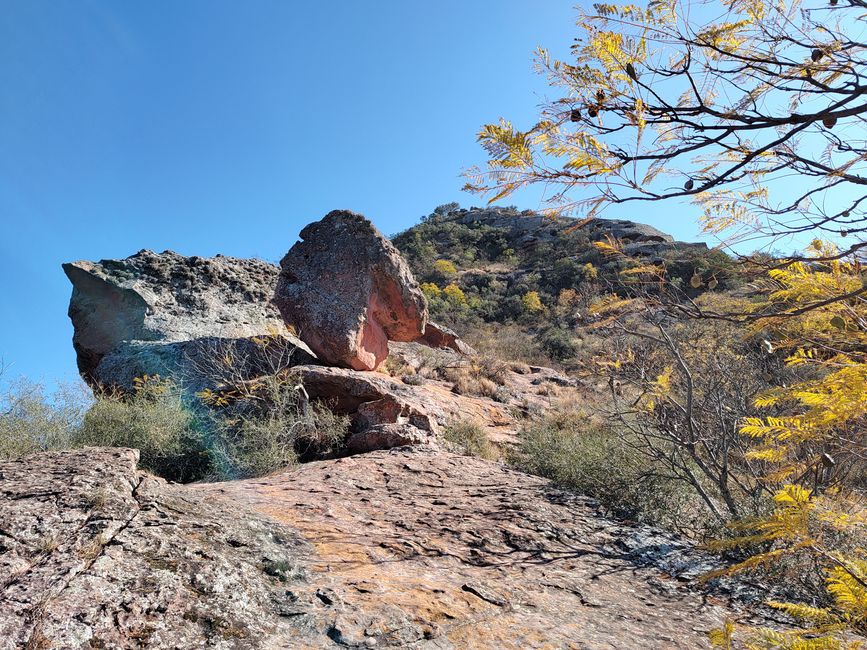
[513,407,698,532]
[0,373,349,483]
[443,420,497,460]
[0,379,90,460]
[77,378,209,482]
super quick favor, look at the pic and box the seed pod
[830,0,838,5]
[841,229,848,237]
[684,179,695,191]
[811,49,822,62]
[830,315,846,329]
[625,62,637,80]
[689,273,702,288]
[588,107,598,118]
[570,108,581,122]
[596,89,605,102]
[823,116,837,129]
[707,276,718,290]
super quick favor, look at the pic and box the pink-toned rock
[274,211,428,371]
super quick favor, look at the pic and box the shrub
[0,379,91,460]
[443,420,497,460]
[433,259,458,281]
[513,409,698,532]
[75,378,208,483]
[206,379,350,478]
[420,282,441,299]
[521,290,545,314]
[537,327,579,361]
[443,283,467,306]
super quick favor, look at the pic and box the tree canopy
[464,0,867,260]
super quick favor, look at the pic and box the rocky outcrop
[419,321,476,356]
[63,250,315,391]
[0,447,309,649]
[293,365,437,452]
[274,211,428,371]
[1,446,773,649]
[453,207,672,244]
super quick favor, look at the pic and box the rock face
[63,250,315,390]
[274,210,428,371]
[1,446,771,649]
[0,448,309,649]
[419,321,476,356]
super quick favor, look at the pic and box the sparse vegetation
[0,370,348,483]
[77,378,209,483]
[443,420,497,460]
[513,406,698,532]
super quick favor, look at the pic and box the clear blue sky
[0,1,712,387]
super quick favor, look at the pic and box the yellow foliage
[433,259,458,277]
[420,282,442,299]
[443,283,467,306]
[521,290,545,313]
[706,243,867,648]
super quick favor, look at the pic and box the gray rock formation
[419,321,476,356]
[0,447,309,649]
[274,211,428,372]
[63,250,314,391]
[449,207,674,245]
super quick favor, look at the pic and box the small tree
[464,0,865,254]
[463,0,866,644]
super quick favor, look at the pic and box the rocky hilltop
[1,208,772,648]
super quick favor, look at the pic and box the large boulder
[274,210,428,371]
[63,250,315,391]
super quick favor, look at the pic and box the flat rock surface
[2,447,761,649]
[199,448,745,649]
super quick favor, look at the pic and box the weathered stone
[196,447,778,648]
[1,447,790,649]
[63,250,315,391]
[420,321,476,356]
[346,423,436,453]
[274,211,428,371]
[294,365,438,436]
[93,335,316,393]
[0,448,309,649]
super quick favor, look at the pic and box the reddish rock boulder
[274,211,428,371]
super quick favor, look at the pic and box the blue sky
[0,1,716,387]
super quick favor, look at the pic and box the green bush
[513,409,696,530]
[75,379,209,482]
[209,395,349,480]
[0,379,91,460]
[443,420,497,460]
[537,327,579,361]
[0,373,349,483]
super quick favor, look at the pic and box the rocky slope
[1,446,765,649]
[17,207,788,648]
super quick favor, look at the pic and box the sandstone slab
[419,321,476,356]
[1,447,795,649]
